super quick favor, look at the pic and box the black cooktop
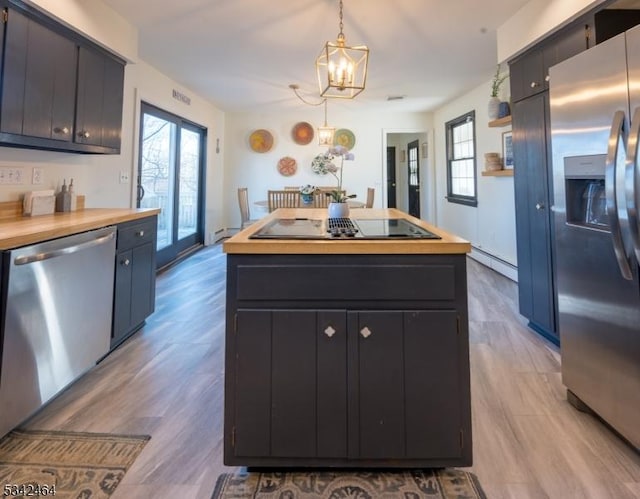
[249,218,441,240]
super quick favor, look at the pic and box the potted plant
[299,184,317,205]
[311,146,356,217]
[489,63,509,120]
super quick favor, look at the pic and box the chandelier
[316,0,369,99]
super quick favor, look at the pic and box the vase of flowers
[311,145,356,217]
[299,184,317,205]
[489,63,509,120]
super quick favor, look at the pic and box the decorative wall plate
[333,128,356,150]
[249,129,274,153]
[292,122,314,145]
[277,156,297,176]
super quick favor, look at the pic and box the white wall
[497,0,605,61]
[27,0,137,61]
[224,110,432,229]
[0,2,226,244]
[433,79,517,270]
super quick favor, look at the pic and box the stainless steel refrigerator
[549,24,640,451]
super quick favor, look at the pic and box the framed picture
[502,130,513,169]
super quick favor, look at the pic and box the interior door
[386,146,397,208]
[138,102,205,268]
[407,140,420,217]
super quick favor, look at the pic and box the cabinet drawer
[236,264,456,302]
[117,217,157,250]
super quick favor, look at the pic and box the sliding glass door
[138,102,206,268]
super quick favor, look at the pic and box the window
[445,111,477,206]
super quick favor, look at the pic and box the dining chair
[313,190,345,208]
[238,187,259,229]
[267,190,300,212]
[365,187,375,208]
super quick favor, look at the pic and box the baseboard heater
[469,245,518,282]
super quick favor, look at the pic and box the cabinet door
[76,46,124,150]
[510,49,544,102]
[0,9,75,140]
[404,310,462,458]
[234,310,347,459]
[112,249,133,344]
[512,94,557,337]
[353,310,464,460]
[353,311,405,459]
[130,242,155,327]
[543,21,589,87]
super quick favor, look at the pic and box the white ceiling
[100,0,534,113]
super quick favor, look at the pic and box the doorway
[384,131,429,219]
[407,139,420,217]
[386,146,397,208]
[138,102,206,269]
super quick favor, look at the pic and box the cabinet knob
[78,130,91,139]
[324,326,336,338]
[54,126,69,135]
[535,203,545,210]
[136,230,145,237]
[121,258,130,266]
[545,75,550,82]
[530,81,539,88]
[360,326,372,339]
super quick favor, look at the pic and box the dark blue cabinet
[0,9,75,141]
[509,15,596,344]
[512,93,557,340]
[76,46,124,150]
[111,216,157,348]
[0,1,124,154]
[225,253,471,468]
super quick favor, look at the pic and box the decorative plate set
[248,124,355,177]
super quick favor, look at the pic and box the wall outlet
[32,167,44,185]
[0,167,25,184]
[119,171,130,184]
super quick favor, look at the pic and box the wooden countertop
[223,208,471,255]
[0,208,161,250]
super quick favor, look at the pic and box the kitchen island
[223,208,472,468]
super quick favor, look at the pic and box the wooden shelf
[488,115,512,127]
[482,169,514,177]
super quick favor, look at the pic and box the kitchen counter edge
[223,208,471,255]
[0,208,161,250]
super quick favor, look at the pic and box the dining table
[254,199,365,211]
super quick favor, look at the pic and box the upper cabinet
[76,46,124,150]
[0,1,125,154]
[1,8,76,142]
[511,19,592,103]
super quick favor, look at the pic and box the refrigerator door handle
[606,110,633,280]
[626,106,640,264]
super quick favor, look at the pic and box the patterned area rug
[212,469,487,499]
[0,429,150,498]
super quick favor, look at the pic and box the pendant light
[316,0,369,99]
[317,100,335,146]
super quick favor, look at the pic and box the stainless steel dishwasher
[0,226,116,437]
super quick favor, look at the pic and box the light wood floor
[24,245,640,499]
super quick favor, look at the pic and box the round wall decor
[292,122,314,145]
[249,129,274,153]
[277,156,298,176]
[333,128,356,150]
